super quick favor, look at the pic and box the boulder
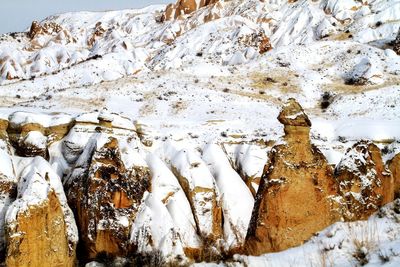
[335,141,394,221]
[65,135,150,261]
[5,157,78,267]
[245,98,338,255]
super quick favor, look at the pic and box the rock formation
[394,28,400,55]
[0,120,16,260]
[245,98,338,255]
[65,135,151,261]
[389,153,400,198]
[164,0,219,20]
[131,154,202,258]
[169,147,223,244]
[202,144,254,254]
[335,141,394,221]
[28,20,75,43]
[7,112,73,159]
[5,157,78,267]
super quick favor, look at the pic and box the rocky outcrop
[88,22,106,47]
[394,28,400,55]
[5,157,78,267]
[164,0,219,20]
[389,153,400,198]
[245,99,337,255]
[335,141,394,221]
[28,20,76,43]
[65,135,151,261]
[7,112,74,159]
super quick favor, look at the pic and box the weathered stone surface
[164,0,219,20]
[5,157,78,267]
[245,99,337,255]
[335,141,394,221]
[394,28,400,55]
[65,135,151,261]
[389,153,400,198]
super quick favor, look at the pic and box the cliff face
[5,157,78,267]
[65,136,150,260]
[245,99,338,255]
[335,141,394,221]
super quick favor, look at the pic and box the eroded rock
[164,0,219,20]
[393,28,400,55]
[389,153,400,197]
[65,135,151,260]
[5,157,78,267]
[245,99,338,255]
[335,141,394,221]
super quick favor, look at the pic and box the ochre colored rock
[5,158,78,267]
[7,112,74,159]
[245,98,337,255]
[164,0,219,20]
[87,22,106,47]
[389,153,400,197]
[28,20,76,44]
[65,136,151,261]
[335,141,394,221]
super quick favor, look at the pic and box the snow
[202,144,254,250]
[234,201,400,267]
[5,157,78,248]
[0,0,399,264]
[146,153,202,250]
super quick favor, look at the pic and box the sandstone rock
[164,0,219,20]
[245,98,337,255]
[393,28,400,55]
[5,157,78,267]
[28,20,75,44]
[389,153,400,198]
[88,22,106,47]
[7,112,73,159]
[335,141,394,221]
[65,135,151,261]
